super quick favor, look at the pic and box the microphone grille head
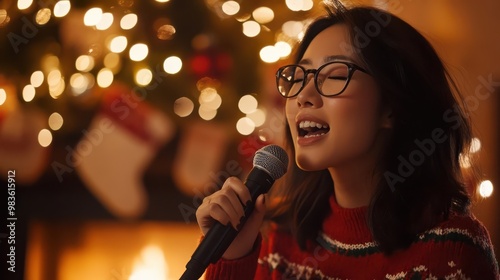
[253,145,289,180]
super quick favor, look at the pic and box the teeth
[299,120,329,129]
[304,133,326,138]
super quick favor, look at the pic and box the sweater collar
[321,195,373,243]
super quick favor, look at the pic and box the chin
[295,153,328,171]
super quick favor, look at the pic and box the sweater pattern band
[258,252,471,280]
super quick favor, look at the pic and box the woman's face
[285,24,391,171]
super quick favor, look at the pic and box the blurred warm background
[0,0,498,279]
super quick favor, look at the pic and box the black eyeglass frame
[275,61,369,98]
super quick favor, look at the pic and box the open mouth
[298,120,330,138]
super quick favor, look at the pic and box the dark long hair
[267,2,474,254]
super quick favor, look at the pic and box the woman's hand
[195,176,267,260]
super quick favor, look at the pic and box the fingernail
[235,215,245,230]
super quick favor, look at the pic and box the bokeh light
[30,71,44,87]
[222,1,240,16]
[478,180,494,198]
[285,0,313,11]
[260,45,280,63]
[282,20,304,38]
[0,10,10,27]
[275,41,292,58]
[0,88,6,105]
[199,88,222,110]
[198,104,217,120]
[84,8,103,26]
[252,7,274,24]
[38,129,53,147]
[135,68,153,86]
[242,21,261,37]
[75,55,95,72]
[70,73,91,95]
[35,8,51,25]
[97,68,114,88]
[157,25,176,40]
[17,0,33,10]
[104,53,121,72]
[174,97,194,117]
[120,13,138,30]
[129,43,149,61]
[247,108,266,127]
[96,12,113,30]
[470,137,481,153]
[238,95,258,114]
[22,85,36,102]
[48,112,64,130]
[163,56,182,74]
[54,0,71,18]
[236,117,255,135]
[109,36,128,53]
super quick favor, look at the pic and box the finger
[223,177,252,205]
[253,194,267,214]
[211,194,243,229]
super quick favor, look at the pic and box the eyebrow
[298,55,355,65]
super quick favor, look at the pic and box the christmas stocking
[76,84,174,218]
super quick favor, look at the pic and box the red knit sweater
[205,195,499,279]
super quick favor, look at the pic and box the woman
[196,2,499,279]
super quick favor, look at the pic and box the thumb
[221,194,267,259]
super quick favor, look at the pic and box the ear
[380,107,394,129]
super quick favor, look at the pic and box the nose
[296,73,323,108]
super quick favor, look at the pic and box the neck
[329,165,379,208]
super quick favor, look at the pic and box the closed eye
[327,75,348,81]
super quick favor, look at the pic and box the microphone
[180,144,289,280]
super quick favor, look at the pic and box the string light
[75,55,95,72]
[0,88,6,105]
[104,53,121,72]
[236,117,255,135]
[48,112,64,130]
[0,9,10,27]
[35,8,51,25]
[17,0,33,10]
[163,56,182,74]
[120,13,138,30]
[22,85,36,102]
[70,73,91,95]
[129,43,149,61]
[109,36,128,53]
[238,95,258,114]
[30,71,44,87]
[470,137,481,153]
[38,129,53,147]
[478,180,494,198]
[84,8,103,27]
[174,97,194,117]
[242,20,261,37]
[259,45,280,63]
[247,108,266,127]
[53,0,71,18]
[221,1,240,16]
[96,13,114,30]
[252,7,274,24]
[135,68,153,86]
[97,68,114,88]
[198,104,217,120]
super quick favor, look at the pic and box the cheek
[285,101,298,135]
[328,97,383,151]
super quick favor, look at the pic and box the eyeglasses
[276,61,369,98]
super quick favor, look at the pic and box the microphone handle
[180,168,274,280]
